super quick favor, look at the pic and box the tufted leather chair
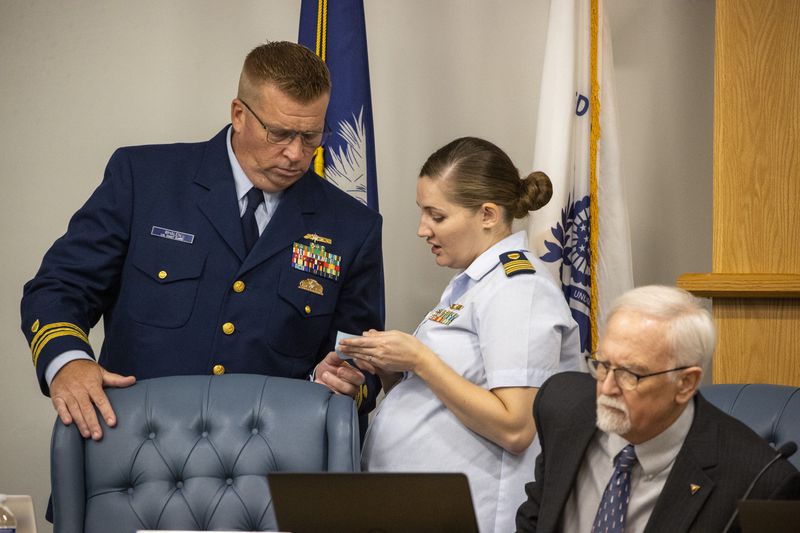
[50,374,359,532]
[701,383,800,469]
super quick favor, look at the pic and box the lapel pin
[690,484,701,495]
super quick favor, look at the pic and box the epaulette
[499,251,535,277]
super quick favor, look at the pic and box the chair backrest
[701,383,800,469]
[50,374,359,533]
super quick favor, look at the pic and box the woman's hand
[339,329,434,374]
[342,330,538,454]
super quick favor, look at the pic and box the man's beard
[596,394,631,435]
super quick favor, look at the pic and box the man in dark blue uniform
[21,41,384,441]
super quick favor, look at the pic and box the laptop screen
[267,472,479,533]
[737,500,800,533]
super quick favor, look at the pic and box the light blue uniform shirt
[362,231,582,533]
[226,126,283,230]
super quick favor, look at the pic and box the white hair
[605,285,716,370]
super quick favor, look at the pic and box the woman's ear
[481,202,501,228]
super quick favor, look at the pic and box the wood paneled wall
[678,0,800,385]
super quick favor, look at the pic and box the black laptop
[267,472,479,533]
[737,500,800,533]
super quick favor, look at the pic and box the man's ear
[481,202,501,229]
[231,99,245,133]
[675,367,703,404]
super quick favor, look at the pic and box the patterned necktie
[241,187,264,254]
[591,444,638,533]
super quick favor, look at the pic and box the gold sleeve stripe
[30,322,90,366]
[30,322,88,352]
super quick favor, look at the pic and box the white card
[335,330,359,360]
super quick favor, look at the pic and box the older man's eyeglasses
[585,355,691,391]
[239,99,330,148]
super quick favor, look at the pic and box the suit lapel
[644,396,718,533]
[239,171,324,275]
[542,396,598,531]
[194,127,247,261]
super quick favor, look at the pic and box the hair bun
[514,171,552,218]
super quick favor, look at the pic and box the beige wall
[0,1,713,530]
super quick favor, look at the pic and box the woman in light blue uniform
[339,137,582,533]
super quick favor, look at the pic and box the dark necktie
[591,444,638,533]
[241,187,264,254]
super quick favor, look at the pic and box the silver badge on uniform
[151,225,195,244]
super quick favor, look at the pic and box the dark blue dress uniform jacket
[21,126,385,412]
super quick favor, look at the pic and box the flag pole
[312,0,327,178]
[589,0,600,352]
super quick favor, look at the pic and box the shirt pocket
[127,239,207,328]
[267,267,339,358]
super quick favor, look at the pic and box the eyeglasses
[238,98,330,148]
[585,354,691,391]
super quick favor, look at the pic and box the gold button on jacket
[212,364,225,375]
[232,280,245,293]
[222,322,235,335]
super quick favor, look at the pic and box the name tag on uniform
[151,226,195,244]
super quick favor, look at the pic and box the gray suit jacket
[515,372,800,533]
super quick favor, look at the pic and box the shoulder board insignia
[499,251,535,277]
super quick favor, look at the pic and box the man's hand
[314,351,365,398]
[49,359,136,441]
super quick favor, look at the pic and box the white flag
[529,0,633,354]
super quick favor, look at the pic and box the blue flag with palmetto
[298,0,379,211]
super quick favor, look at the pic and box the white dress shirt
[562,399,696,532]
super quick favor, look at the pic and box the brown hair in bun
[514,171,553,218]
[419,136,552,225]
